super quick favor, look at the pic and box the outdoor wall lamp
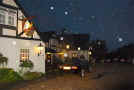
[88,51,92,55]
[78,47,81,51]
[37,43,44,56]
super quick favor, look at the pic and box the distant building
[40,31,59,64]
[0,0,45,73]
[40,30,91,61]
[62,34,90,60]
[90,40,107,61]
[40,31,59,50]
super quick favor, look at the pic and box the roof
[45,47,57,53]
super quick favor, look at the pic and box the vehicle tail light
[71,66,78,70]
[59,66,63,69]
[63,66,71,70]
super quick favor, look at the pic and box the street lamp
[60,37,64,41]
[78,47,81,51]
[77,47,81,58]
[64,53,68,61]
[64,53,68,58]
[60,36,64,49]
[66,44,70,49]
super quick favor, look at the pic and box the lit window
[20,49,29,61]
[73,53,77,57]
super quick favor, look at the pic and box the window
[20,49,29,61]
[0,7,16,26]
[0,10,6,24]
[8,15,14,25]
[72,53,77,57]
[8,11,15,25]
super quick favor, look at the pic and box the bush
[0,53,2,57]
[0,68,23,83]
[22,72,44,80]
[19,60,34,74]
[0,53,8,68]
[19,60,33,69]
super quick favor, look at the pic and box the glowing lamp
[64,53,68,57]
[78,47,81,51]
[37,43,44,56]
[66,44,70,49]
[88,51,92,55]
[60,37,64,40]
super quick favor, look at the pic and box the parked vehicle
[59,61,79,71]
[104,59,112,63]
[119,58,132,63]
[126,59,132,63]
[113,58,119,62]
[119,58,125,63]
[58,58,90,73]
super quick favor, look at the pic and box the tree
[115,43,134,59]
[90,40,108,62]
[0,53,8,68]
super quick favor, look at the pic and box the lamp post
[78,47,81,51]
[64,53,68,61]
[66,44,70,50]
[60,36,64,41]
[88,46,93,61]
[64,53,68,58]
[77,47,81,58]
[60,36,64,49]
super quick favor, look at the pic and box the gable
[1,0,40,40]
[2,0,18,7]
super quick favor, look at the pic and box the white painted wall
[0,37,45,73]
[3,29,16,36]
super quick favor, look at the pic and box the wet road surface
[5,63,134,90]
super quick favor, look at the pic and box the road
[8,63,134,90]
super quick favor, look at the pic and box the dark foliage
[0,68,23,82]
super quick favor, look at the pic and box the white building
[0,0,45,73]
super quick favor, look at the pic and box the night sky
[18,0,134,51]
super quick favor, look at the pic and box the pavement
[2,63,134,90]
